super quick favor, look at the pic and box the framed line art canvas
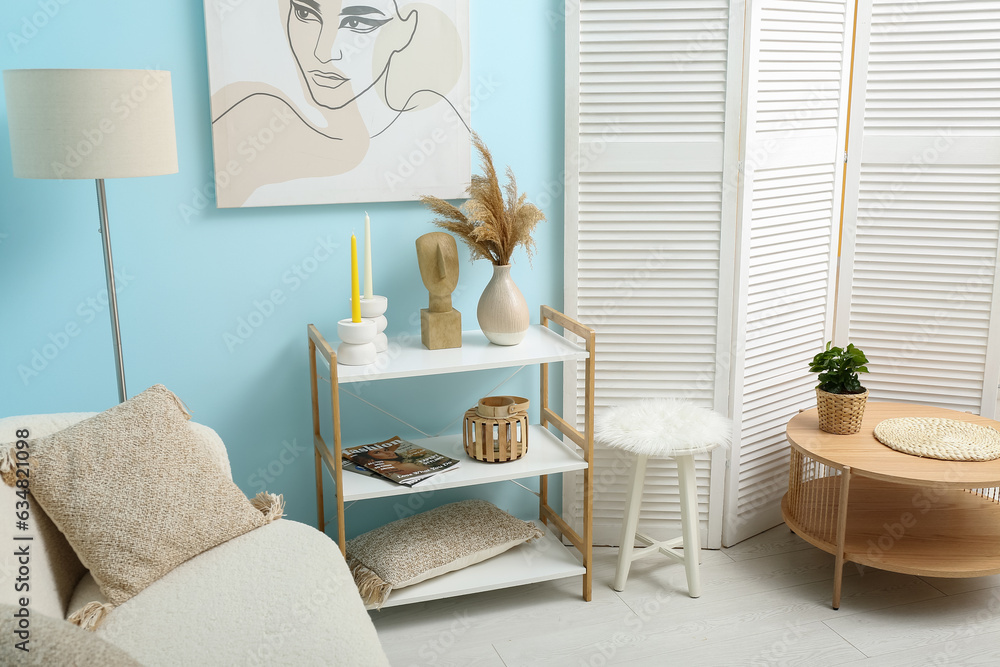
[203,0,471,208]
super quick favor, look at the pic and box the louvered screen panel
[579,0,730,141]
[863,0,1000,137]
[566,0,738,548]
[724,0,851,545]
[577,172,723,546]
[838,0,1000,416]
[577,172,724,403]
[733,163,839,538]
[849,166,1000,410]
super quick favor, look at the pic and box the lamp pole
[96,178,126,403]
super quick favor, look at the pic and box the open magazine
[342,436,461,487]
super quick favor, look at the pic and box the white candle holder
[360,295,388,354]
[337,318,377,366]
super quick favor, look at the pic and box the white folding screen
[565,0,1000,549]
[564,0,744,548]
[723,0,854,545]
[836,0,1000,416]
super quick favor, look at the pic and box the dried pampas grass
[420,132,545,266]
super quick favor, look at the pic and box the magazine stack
[341,436,461,487]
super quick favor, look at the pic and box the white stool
[596,399,730,598]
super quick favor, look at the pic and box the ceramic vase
[477,264,529,345]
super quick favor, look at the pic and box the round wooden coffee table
[784,402,1000,609]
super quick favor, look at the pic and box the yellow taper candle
[351,233,361,322]
[364,211,373,299]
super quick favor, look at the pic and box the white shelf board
[372,522,585,609]
[325,325,588,384]
[341,427,586,502]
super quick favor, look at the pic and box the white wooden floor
[370,526,1000,666]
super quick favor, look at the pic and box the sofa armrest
[1,414,96,620]
[83,520,390,666]
[187,421,232,481]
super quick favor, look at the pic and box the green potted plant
[809,341,870,434]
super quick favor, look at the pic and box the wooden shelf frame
[539,305,596,602]
[308,323,345,551]
[307,305,596,604]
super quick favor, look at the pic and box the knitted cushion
[0,413,235,622]
[595,398,732,457]
[0,385,284,631]
[346,499,542,608]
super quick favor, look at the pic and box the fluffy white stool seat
[596,398,731,598]
[596,398,731,457]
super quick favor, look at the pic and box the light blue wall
[0,1,566,535]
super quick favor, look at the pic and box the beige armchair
[0,413,388,666]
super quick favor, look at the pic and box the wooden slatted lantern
[463,396,530,463]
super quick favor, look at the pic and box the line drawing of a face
[286,0,410,110]
[207,0,467,206]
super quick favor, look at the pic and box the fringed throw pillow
[347,499,542,608]
[0,385,283,631]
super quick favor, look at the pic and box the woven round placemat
[873,417,1000,461]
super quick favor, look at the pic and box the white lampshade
[3,68,178,180]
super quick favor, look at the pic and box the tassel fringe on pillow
[167,390,192,420]
[68,601,116,631]
[0,446,16,486]
[347,559,393,609]
[251,492,285,523]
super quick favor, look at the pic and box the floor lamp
[3,69,178,403]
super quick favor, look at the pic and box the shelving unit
[307,306,596,607]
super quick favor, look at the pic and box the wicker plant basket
[816,387,869,435]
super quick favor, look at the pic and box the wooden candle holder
[462,396,530,463]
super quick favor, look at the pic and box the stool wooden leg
[613,454,647,592]
[677,455,702,598]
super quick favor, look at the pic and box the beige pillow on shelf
[346,499,542,608]
[0,385,284,631]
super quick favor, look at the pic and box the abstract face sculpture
[416,232,459,312]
